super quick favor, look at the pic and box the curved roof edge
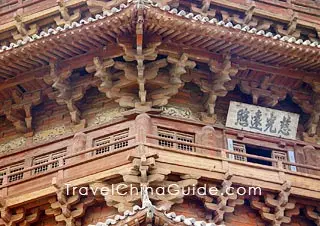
[0,0,320,54]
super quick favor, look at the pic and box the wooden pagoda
[0,0,320,225]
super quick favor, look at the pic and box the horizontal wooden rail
[144,142,280,173]
[283,161,320,171]
[224,149,278,163]
[5,158,62,176]
[148,134,278,163]
[146,134,224,152]
[147,134,319,174]
[64,135,136,159]
[0,143,138,189]
[0,135,137,187]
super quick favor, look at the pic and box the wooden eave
[0,1,318,102]
[0,5,318,82]
[88,208,185,226]
[0,0,87,32]
[145,6,320,73]
[190,0,320,29]
[0,4,135,79]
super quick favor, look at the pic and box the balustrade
[0,115,320,190]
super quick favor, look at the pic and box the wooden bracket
[12,9,38,40]
[54,0,81,26]
[0,90,42,134]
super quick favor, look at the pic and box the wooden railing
[0,135,136,188]
[1,125,320,190]
[146,134,320,176]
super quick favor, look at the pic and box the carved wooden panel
[0,162,24,185]
[158,128,194,152]
[0,136,26,154]
[160,105,199,120]
[89,107,125,126]
[32,125,72,144]
[232,142,247,162]
[93,130,129,155]
[272,150,288,169]
[32,149,66,175]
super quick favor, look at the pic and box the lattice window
[158,128,194,152]
[0,163,25,184]
[33,150,66,175]
[8,163,24,183]
[51,151,66,168]
[272,151,288,169]
[158,129,174,148]
[232,142,247,162]
[177,133,194,152]
[114,131,129,150]
[94,136,111,155]
[33,155,49,174]
[93,130,129,155]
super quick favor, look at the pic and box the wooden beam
[0,0,87,33]
[234,58,319,83]
[206,0,320,28]
[0,45,123,91]
[158,43,320,83]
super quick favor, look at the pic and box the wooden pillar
[134,113,153,144]
[69,132,87,163]
[24,156,33,180]
[196,125,217,155]
[303,145,320,175]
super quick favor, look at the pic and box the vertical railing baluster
[2,175,8,186]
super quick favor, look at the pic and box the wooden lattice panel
[158,128,194,152]
[113,131,129,150]
[232,142,247,162]
[0,168,6,185]
[8,163,24,182]
[272,150,288,169]
[0,162,25,184]
[93,130,129,155]
[32,149,66,175]
[158,129,175,148]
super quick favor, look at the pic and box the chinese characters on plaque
[226,101,300,140]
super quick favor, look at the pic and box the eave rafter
[0,0,319,139]
[0,1,318,84]
[145,5,320,72]
[0,3,134,78]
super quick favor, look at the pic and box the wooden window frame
[0,162,24,185]
[92,129,129,155]
[232,141,247,162]
[227,139,290,169]
[32,149,66,175]
[157,128,195,152]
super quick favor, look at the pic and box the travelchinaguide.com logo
[65,183,262,197]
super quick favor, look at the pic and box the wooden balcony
[0,114,320,207]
